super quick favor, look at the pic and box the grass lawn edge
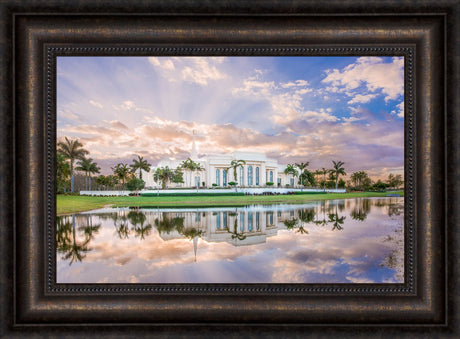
[57,191,404,215]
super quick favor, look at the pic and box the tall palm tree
[284,164,299,187]
[180,158,200,187]
[112,163,131,190]
[56,153,71,193]
[329,160,346,190]
[87,160,100,190]
[57,137,89,192]
[130,155,151,180]
[295,162,309,188]
[75,157,100,191]
[227,160,246,188]
[313,169,323,188]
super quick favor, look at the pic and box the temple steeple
[191,129,198,160]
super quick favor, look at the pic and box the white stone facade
[140,151,295,189]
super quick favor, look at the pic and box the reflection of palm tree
[61,215,91,265]
[127,211,152,240]
[351,198,371,221]
[314,201,329,227]
[112,212,130,239]
[297,226,309,234]
[78,214,101,243]
[328,203,346,231]
[298,208,315,223]
[228,218,246,241]
[181,227,203,239]
[154,213,185,235]
[56,216,72,253]
[388,199,403,217]
[284,218,298,230]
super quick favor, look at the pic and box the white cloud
[280,79,310,88]
[232,80,276,97]
[89,100,103,109]
[58,109,80,121]
[322,56,404,102]
[148,57,175,70]
[149,57,227,86]
[112,100,153,114]
[391,101,404,118]
[347,93,378,105]
[295,88,313,95]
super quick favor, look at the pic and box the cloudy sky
[57,56,404,179]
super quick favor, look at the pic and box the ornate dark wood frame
[1,1,458,337]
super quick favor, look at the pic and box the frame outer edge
[5,3,456,336]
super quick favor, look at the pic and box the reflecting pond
[56,197,404,284]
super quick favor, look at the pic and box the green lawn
[57,191,404,215]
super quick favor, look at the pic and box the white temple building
[139,131,295,189]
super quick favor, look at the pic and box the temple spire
[191,129,198,160]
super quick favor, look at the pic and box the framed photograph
[55,55,406,285]
[1,0,458,337]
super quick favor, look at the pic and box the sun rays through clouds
[57,56,404,179]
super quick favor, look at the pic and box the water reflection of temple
[145,205,299,247]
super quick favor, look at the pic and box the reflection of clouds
[57,198,404,284]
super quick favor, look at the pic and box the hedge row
[294,191,327,195]
[141,192,245,197]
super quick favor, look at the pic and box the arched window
[248,166,253,185]
[239,167,244,186]
[216,169,220,186]
[270,171,273,182]
[248,211,253,231]
[240,212,245,232]
[255,167,260,185]
[223,169,227,186]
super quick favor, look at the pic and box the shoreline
[57,191,403,215]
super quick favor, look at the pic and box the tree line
[57,137,153,193]
[57,137,403,193]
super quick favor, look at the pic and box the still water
[56,197,404,284]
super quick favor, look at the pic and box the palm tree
[284,164,299,187]
[180,158,201,188]
[227,160,246,188]
[130,155,151,180]
[112,163,131,190]
[87,160,100,190]
[315,167,329,190]
[295,162,309,189]
[329,160,346,190]
[75,157,100,191]
[56,153,71,193]
[57,137,89,192]
[153,166,175,189]
[313,169,323,189]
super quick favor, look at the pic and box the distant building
[139,131,295,188]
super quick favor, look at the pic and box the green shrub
[266,182,274,186]
[126,178,145,191]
